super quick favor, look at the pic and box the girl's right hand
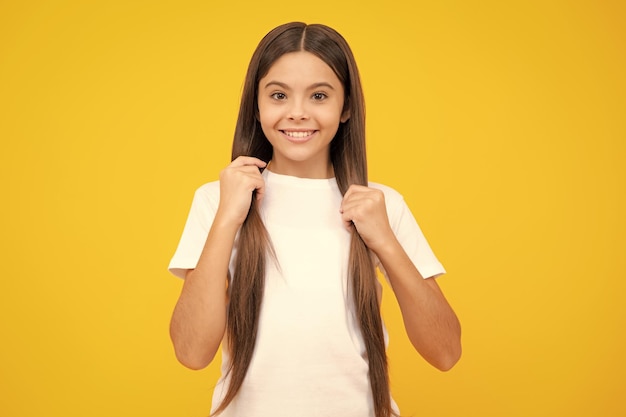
[215,156,267,227]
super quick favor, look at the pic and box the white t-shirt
[169,169,445,417]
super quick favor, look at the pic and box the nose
[288,100,309,121]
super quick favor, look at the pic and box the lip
[280,129,318,143]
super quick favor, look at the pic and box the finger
[230,156,268,168]
[342,184,375,205]
[236,165,269,176]
[254,176,266,201]
[341,193,386,224]
[241,172,265,193]
[343,184,370,198]
[232,166,265,197]
[340,190,376,214]
[338,204,355,229]
[340,202,360,224]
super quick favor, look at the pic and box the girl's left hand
[340,185,396,253]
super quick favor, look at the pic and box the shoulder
[190,180,221,209]
[367,181,405,207]
[194,180,220,197]
[367,181,414,228]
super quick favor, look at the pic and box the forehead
[260,51,342,87]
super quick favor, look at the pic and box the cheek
[257,109,280,144]
[319,107,344,129]
[258,104,281,127]
[326,100,346,122]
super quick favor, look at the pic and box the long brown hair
[215,22,394,417]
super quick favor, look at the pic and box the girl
[168,22,461,417]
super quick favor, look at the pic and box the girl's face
[257,51,349,178]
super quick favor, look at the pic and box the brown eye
[271,92,287,100]
[312,92,327,101]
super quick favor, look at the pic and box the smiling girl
[168,22,461,417]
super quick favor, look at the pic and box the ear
[340,106,350,123]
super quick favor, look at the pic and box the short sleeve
[168,181,220,279]
[371,183,446,280]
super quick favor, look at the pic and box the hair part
[214,22,395,417]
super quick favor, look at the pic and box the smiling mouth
[282,130,316,138]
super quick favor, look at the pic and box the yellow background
[1,1,624,416]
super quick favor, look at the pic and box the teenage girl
[168,22,461,417]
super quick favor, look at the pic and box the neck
[267,158,334,179]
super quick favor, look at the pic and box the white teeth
[283,130,313,138]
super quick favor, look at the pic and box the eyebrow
[262,81,336,90]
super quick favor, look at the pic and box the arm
[374,239,461,371]
[340,185,461,371]
[169,157,267,370]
